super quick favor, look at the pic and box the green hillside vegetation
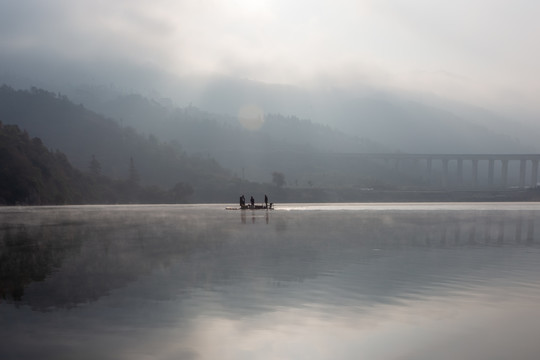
[0,85,395,193]
[0,86,306,204]
[0,122,195,205]
[78,77,534,154]
[92,92,385,155]
[0,120,347,205]
[75,90,392,184]
[1,86,538,204]
[0,86,234,193]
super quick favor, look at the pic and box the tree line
[0,121,193,205]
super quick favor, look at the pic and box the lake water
[1,203,540,360]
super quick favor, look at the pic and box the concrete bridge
[358,154,540,189]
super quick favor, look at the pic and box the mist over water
[1,203,540,360]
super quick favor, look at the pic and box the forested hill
[68,89,387,184]
[90,91,385,155]
[0,85,389,190]
[0,122,194,205]
[0,122,82,204]
[0,85,231,191]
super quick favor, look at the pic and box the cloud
[1,0,540,116]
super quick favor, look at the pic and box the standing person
[241,195,245,207]
[264,194,268,209]
[250,196,255,208]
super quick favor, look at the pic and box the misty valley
[1,85,540,206]
[3,1,540,359]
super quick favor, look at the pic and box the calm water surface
[1,203,540,360]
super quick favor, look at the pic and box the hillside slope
[0,86,231,191]
[0,122,194,204]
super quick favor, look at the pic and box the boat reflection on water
[1,204,540,360]
[240,209,270,224]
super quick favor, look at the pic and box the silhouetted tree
[272,171,286,188]
[89,155,101,176]
[128,157,139,184]
[171,182,194,202]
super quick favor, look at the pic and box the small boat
[226,203,274,210]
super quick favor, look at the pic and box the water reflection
[1,204,540,359]
[239,209,270,224]
[1,206,539,309]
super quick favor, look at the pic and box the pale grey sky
[1,0,539,117]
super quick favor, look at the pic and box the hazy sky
[1,0,539,116]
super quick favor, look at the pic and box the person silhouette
[264,194,268,208]
[250,196,255,208]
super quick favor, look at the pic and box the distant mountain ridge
[72,90,385,154]
[1,56,537,154]
[2,82,537,199]
[2,85,387,201]
[63,87,390,183]
[0,86,231,194]
[63,76,537,154]
[0,121,192,205]
[194,77,536,153]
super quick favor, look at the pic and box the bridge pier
[442,159,449,188]
[472,159,479,187]
[426,158,433,184]
[501,159,509,188]
[365,154,540,189]
[532,160,539,187]
[488,159,494,187]
[519,160,526,188]
[457,159,463,186]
